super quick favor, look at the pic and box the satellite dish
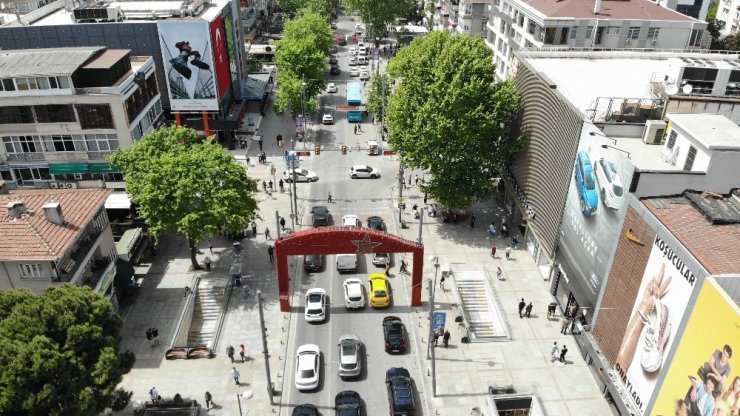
[665,83,679,96]
[682,83,693,94]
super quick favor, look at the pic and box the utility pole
[417,207,424,245]
[427,257,439,397]
[291,157,298,225]
[257,291,274,405]
[275,210,281,239]
[398,164,404,224]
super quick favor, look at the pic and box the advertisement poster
[221,6,240,90]
[556,126,635,306]
[210,16,232,100]
[614,234,701,415]
[651,278,739,416]
[157,20,218,111]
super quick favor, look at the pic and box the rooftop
[524,0,697,20]
[0,46,105,78]
[0,189,110,261]
[667,113,740,150]
[643,189,740,275]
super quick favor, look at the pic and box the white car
[295,344,321,390]
[337,335,362,378]
[349,68,360,77]
[349,47,357,56]
[304,288,327,322]
[327,82,338,93]
[343,278,365,309]
[283,168,318,183]
[341,214,361,227]
[348,56,357,66]
[372,252,390,266]
[359,65,368,72]
[358,46,368,55]
[594,157,625,210]
[356,56,367,65]
[350,164,380,179]
[359,71,370,81]
[322,113,334,124]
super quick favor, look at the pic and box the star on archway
[351,235,382,254]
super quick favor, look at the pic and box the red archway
[274,227,424,312]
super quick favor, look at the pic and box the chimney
[6,200,28,219]
[43,202,65,225]
[594,0,602,14]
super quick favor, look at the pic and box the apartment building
[716,0,740,37]
[0,189,119,308]
[0,47,161,190]
[454,0,491,36]
[486,0,707,79]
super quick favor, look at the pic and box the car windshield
[307,308,322,315]
[388,324,402,335]
[349,295,361,301]
[305,255,320,263]
[298,169,308,175]
[584,166,596,189]
[374,290,387,297]
[341,342,356,355]
[299,369,315,378]
[307,293,323,303]
[613,183,624,197]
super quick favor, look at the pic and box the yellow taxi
[368,273,390,308]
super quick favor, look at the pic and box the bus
[347,81,363,122]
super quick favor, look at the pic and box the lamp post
[257,291,275,405]
[427,256,440,398]
[300,77,307,144]
[236,389,253,416]
[397,165,404,224]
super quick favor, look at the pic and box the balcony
[77,257,115,292]
[7,153,45,162]
[54,226,105,283]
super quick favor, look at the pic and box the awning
[105,192,132,210]
[49,163,90,175]
[89,162,119,174]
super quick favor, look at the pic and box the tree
[109,126,259,269]
[366,73,390,122]
[0,285,130,416]
[274,12,333,116]
[385,31,524,208]
[342,0,415,39]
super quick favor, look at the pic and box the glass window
[36,77,50,90]
[647,28,659,39]
[19,263,43,279]
[51,135,85,152]
[606,27,619,35]
[85,133,118,153]
[628,26,640,39]
[2,136,42,153]
[14,167,51,182]
[1,79,15,91]
[76,104,114,129]
[570,27,577,39]
[0,106,34,124]
[585,26,593,39]
[49,77,58,89]
[16,78,29,90]
[35,105,76,123]
[57,76,71,89]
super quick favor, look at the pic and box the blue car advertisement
[556,124,635,307]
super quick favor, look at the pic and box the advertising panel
[221,6,240,90]
[556,126,636,307]
[157,20,218,112]
[210,16,232,100]
[614,234,701,415]
[651,278,740,416]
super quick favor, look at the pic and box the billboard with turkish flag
[210,16,232,100]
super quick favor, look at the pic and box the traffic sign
[296,151,311,157]
[285,154,299,162]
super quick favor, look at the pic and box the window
[666,130,677,149]
[3,136,42,154]
[689,29,704,47]
[585,26,593,39]
[19,263,44,279]
[570,27,577,39]
[606,27,620,35]
[559,28,569,44]
[0,106,34,124]
[529,21,536,35]
[50,135,85,152]
[683,145,697,170]
[13,167,51,182]
[34,105,76,123]
[647,28,660,39]
[76,104,114,129]
[628,26,641,39]
[85,134,119,153]
[1,78,16,91]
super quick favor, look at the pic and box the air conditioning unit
[625,39,631,45]
[643,120,667,144]
[651,39,657,45]
[49,182,59,189]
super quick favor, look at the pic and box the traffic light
[315,145,321,155]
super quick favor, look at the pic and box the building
[455,0,491,36]
[0,47,161,190]
[716,0,740,38]
[656,0,710,21]
[486,0,708,79]
[0,189,119,308]
[0,0,247,137]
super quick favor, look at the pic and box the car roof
[369,273,387,281]
[352,164,371,169]
[386,367,411,379]
[306,288,326,296]
[312,206,328,213]
[297,351,317,370]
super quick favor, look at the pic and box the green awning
[89,162,118,173]
[49,163,90,175]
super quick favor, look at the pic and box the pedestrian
[354,124,358,134]
[502,223,508,237]
[204,256,211,271]
[231,367,240,385]
[570,317,578,334]
[512,237,519,249]
[149,387,159,404]
[408,174,412,185]
[470,214,476,228]
[239,344,246,363]
[433,328,440,346]
[226,345,235,363]
[560,345,568,363]
[146,327,153,346]
[560,317,572,335]
[384,262,391,277]
[443,330,451,348]
[151,326,159,346]
[279,179,284,193]
[518,298,526,319]
[436,326,444,346]
[440,275,446,290]
[491,244,497,258]
[268,180,273,191]
[423,193,428,204]
[246,155,250,166]
[550,342,559,362]
[262,180,267,192]
[204,391,213,409]
[251,221,257,238]
[400,260,408,274]
[488,222,497,237]
[415,174,419,185]
[267,245,274,261]
[328,192,333,203]
[525,302,533,318]
[208,238,213,254]
[496,267,503,281]
[258,137,263,151]
[358,123,362,132]
[547,302,557,319]
[184,286,190,297]
[264,227,271,240]
[280,217,286,229]
[505,245,512,260]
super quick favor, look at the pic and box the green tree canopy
[274,12,333,116]
[342,0,415,38]
[0,285,128,415]
[109,125,259,268]
[366,73,390,122]
[385,31,523,208]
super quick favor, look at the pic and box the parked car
[303,254,324,272]
[349,47,357,56]
[349,68,360,77]
[295,344,321,390]
[350,165,380,179]
[359,71,370,80]
[348,56,357,66]
[368,273,390,308]
[283,168,318,183]
[323,112,334,124]
[367,216,385,231]
[311,206,330,227]
[292,404,319,416]
[327,82,338,93]
[594,157,625,210]
[304,288,327,322]
[337,335,363,378]
[372,252,390,266]
[574,150,599,216]
[335,390,363,415]
[330,65,341,75]
[341,214,361,227]
[382,316,408,354]
[386,367,416,416]
[343,278,365,309]
[328,55,338,64]
[329,45,338,53]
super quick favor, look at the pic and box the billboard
[221,5,240,91]
[614,234,701,415]
[157,20,218,112]
[556,126,636,307]
[210,16,232,100]
[651,277,739,416]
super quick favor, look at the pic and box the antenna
[682,84,693,94]
[665,83,679,95]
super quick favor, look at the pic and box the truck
[336,254,358,273]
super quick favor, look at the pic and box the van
[336,254,358,272]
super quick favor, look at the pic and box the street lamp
[601,144,631,159]
[427,256,440,398]
[236,389,253,416]
[300,78,307,144]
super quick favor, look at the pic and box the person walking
[496,267,504,281]
[258,137,263,151]
[384,263,391,277]
[415,174,419,185]
[280,217,286,229]
[226,345,235,363]
[251,221,257,238]
[560,317,572,335]
[353,124,358,134]
[238,344,246,363]
[268,180,273,192]
[436,326,444,346]
[149,387,159,404]
[151,326,159,346]
[550,342,559,362]
[505,245,512,260]
[267,245,274,262]
[491,244,497,258]
[246,155,250,166]
[204,391,213,409]
[470,214,476,228]
[231,367,240,385]
[279,179,284,193]
[443,330,451,348]
[328,192,333,203]
[204,256,211,271]
[439,274,446,290]
[423,193,428,204]
[518,298,526,319]
[262,180,267,192]
[264,227,271,240]
[146,328,153,346]
[559,345,569,363]
[547,302,557,319]
[525,302,533,318]
[208,238,213,254]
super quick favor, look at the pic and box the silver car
[337,335,362,378]
[350,164,380,179]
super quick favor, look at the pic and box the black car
[335,390,362,416]
[386,368,415,416]
[382,316,408,353]
[328,55,338,64]
[311,206,330,227]
[329,45,338,53]
[330,65,341,75]
[366,216,386,231]
[303,255,325,272]
[292,404,319,416]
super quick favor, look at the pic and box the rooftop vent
[6,200,29,219]
[43,201,66,226]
